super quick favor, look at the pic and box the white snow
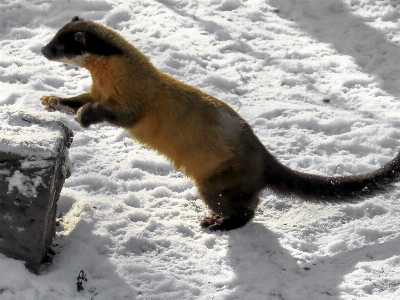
[7,170,43,198]
[1,0,400,299]
[0,109,65,159]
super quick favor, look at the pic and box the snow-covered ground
[1,0,400,299]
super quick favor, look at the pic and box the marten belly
[127,114,233,182]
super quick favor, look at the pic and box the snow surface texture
[1,0,400,299]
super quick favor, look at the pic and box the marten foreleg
[40,93,96,115]
[75,101,143,128]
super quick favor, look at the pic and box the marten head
[41,16,122,67]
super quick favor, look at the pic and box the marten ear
[74,32,87,47]
[71,16,82,22]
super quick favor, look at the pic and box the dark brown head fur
[41,16,122,61]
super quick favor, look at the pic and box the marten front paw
[40,95,76,115]
[75,102,104,128]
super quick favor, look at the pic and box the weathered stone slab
[0,108,73,273]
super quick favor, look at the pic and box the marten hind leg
[197,162,265,231]
[198,184,260,231]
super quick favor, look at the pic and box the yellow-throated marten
[40,17,400,231]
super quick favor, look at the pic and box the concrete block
[0,109,73,273]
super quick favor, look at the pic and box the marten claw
[40,95,76,115]
[200,214,225,231]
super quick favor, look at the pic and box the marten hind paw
[200,214,225,231]
[40,95,76,115]
[200,211,253,231]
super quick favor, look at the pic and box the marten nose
[41,46,54,58]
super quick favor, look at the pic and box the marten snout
[41,39,77,61]
[41,46,52,59]
[41,42,63,60]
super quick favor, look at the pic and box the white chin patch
[56,54,88,67]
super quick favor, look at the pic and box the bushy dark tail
[264,151,400,200]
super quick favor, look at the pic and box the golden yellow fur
[85,55,235,181]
